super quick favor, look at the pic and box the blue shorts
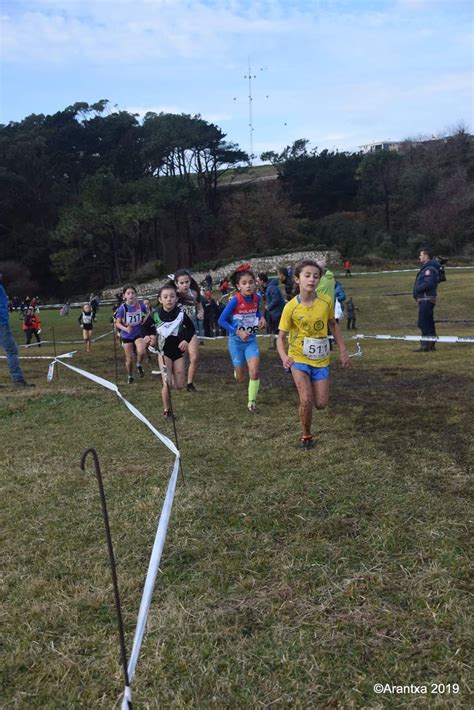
[291,363,330,381]
[228,336,260,368]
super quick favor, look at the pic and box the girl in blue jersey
[115,285,147,384]
[218,268,266,413]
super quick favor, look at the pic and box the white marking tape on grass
[20,330,114,347]
[0,350,77,360]
[353,334,474,343]
[50,358,180,709]
[342,266,474,276]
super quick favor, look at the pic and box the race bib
[303,337,329,360]
[124,309,143,326]
[237,315,259,335]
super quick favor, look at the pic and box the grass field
[1,270,473,708]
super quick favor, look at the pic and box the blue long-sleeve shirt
[218,294,262,336]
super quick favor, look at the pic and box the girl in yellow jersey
[277,260,351,450]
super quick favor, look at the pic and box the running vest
[232,293,259,336]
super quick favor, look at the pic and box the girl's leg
[311,378,330,410]
[246,356,260,410]
[123,342,134,377]
[171,358,186,390]
[161,355,172,411]
[234,365,247,384]
[135,337,146,366]
[83,330,90,352]
[34,330,41,346]
[291,368,314,438]
[187,335,199,387]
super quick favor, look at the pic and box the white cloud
[2,1,309,65]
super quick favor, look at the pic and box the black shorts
[121,336,143,345]
[161,336,184,361]
[83,324,93,332]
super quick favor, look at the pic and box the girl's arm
[328,318,351,368]
[217,297,238,335]
[115,307,131,334]
[277,329,294,369]
[178,314,196,351]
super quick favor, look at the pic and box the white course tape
[340,266,474,276]
[0,350,77,360]
[20,330,114,347]
[123,686,132,707]
[49,359,180,706]
[354,334,474,343]
[123,454,180,705]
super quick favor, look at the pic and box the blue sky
[1,0,473,158]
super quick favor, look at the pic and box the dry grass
[1,270,473,707]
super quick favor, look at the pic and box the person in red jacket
[344,259,352,277]
[22,307,42,346]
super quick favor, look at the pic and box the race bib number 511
[303,337,329,359]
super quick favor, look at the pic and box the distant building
[359,141,403,154]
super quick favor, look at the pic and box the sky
[1,0,473,158]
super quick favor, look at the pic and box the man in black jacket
[413,248,439,352]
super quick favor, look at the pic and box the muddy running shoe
[127,375,134,384]
[14,381,35,388]
[247,402,257,414]
[163,409,173,419]
[300,436,314,450]
[137,364,145,378]
[186,383,197,392]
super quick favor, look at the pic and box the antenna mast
[244,59,256,164]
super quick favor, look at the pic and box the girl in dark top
[153,282,195,417]
[174,269,203,391]
[78,303,94,352]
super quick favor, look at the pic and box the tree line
[0,100,472,297]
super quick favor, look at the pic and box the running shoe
[137,364,145,378]
[127,375,134,384]
[148,345,159,354]
[300,436,314,450]
[186,383,197,392]
[163,409,173,419]
[247,402,257,414]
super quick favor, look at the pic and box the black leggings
[25,329,41,346]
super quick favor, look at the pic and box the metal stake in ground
[52,326,59,380]
[161,362,185,485]
[79,447,132,709]
[112,325,119,386]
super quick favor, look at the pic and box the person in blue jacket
[0,272,34,387]
[413,248,439,352]
[256,272,285,348]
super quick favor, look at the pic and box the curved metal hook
[80,446,101,475]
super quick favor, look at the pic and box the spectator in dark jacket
[413,248,439,352]
[278,267,294,299]
[257,272,286,347]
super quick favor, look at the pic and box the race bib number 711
[303,337,329,359]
